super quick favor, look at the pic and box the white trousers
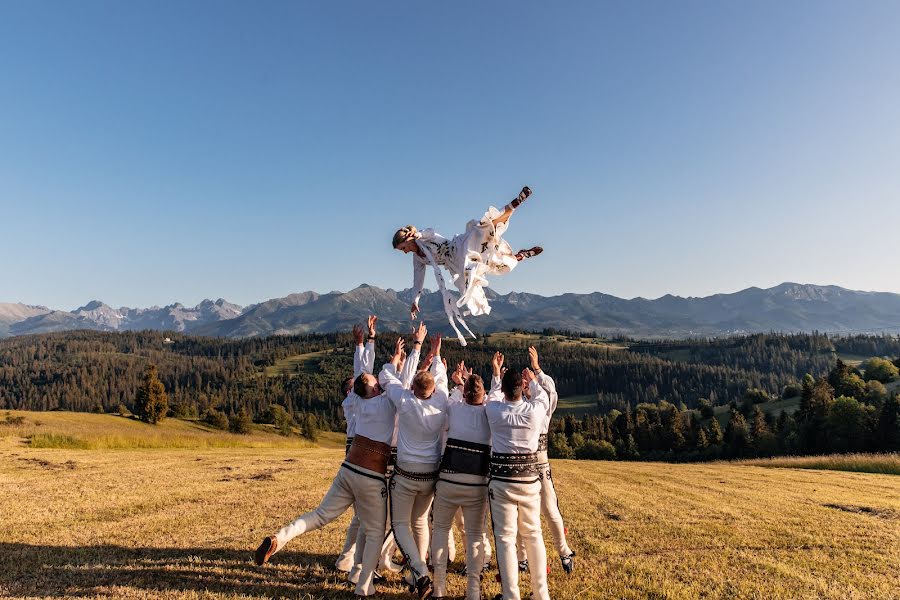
[389,461,438,581]
[335,511,359,571]
[274,464,386,596]
[517,463,572,561]
[431,474,489,599]
[489,477,549,600]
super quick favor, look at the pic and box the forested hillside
[1,330,898,461]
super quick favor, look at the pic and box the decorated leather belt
[537,434,548,452]
[393,464,440,482]
[345,435,391,475]
[390,447,398,467]
[489,451,541,478]
[440,438,491,477]
[345,436,354,455]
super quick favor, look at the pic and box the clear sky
[2,1,899,310]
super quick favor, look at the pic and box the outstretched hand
[492,351,505,377]
[352,324,364,345]
[418,352,435,373]
[452,361,466,386]
[391,337,405,368]
[367,315,378,338]
[414,322,428,344]
[410,302,420,320]
[522,367,536,385]
[431,334,442,357]
[528,346,540,372]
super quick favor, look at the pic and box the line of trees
[1,329,898,460]
[549,358,900,461]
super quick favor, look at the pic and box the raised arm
[430,335,448,395]
[379,338,408,407]
[529,346,557,414]
[411,257,426,319]
[487,351,505,402]
[401,322,427,388]
[361,315,378,374]
[352,324,366,377]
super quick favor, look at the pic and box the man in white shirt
[255,345,396,598]
[485,351,551,600]
[379,323,448,599]
[431,359,493,600]
[514,347,575,576]
[335,316,377,573]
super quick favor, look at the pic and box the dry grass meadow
[1,411,899,600]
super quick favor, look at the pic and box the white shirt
[445,390,491,446]
[485,380,550,454]
[342,393,359,437]
[536,371,558,435]
[353,340,375,377]
[343,340,375,437]
[354,392,397,446]
[380,357,449,465]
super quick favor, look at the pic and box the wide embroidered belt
[346,435,391,475]
[394,464,440,482]
[345,436,354,455]
[537,434,548,452]
[440,438,491,477]
[489,451,541,478]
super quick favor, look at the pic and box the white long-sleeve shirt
[445,393,491,446]
[354,390,397,446]
[343,340,375,437]
[536,371,558,435]
[380,357,449,465]
[353,340,376,377]
[342,393,359,437]
[485,380,550,455]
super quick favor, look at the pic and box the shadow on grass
[0,543,414,598]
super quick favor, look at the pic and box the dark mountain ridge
[3,282,900,339]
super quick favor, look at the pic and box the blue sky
[2,1,899,310]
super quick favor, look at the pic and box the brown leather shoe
[515,246,543,261]
[254,535,277,566]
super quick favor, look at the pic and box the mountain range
[3,283,900,339]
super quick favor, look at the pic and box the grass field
[739,453,900,475]
[555,394,599,418]
[2,414,899,599]
[265,350,328,378]
[0,411,345,450]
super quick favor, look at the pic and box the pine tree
[706,418,724,446]
[229,407,252,434]
[134,365,168,424]
[875,393,900,451]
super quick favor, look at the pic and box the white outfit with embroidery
[411,207,519,345]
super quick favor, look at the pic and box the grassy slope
[1,429,899,599]
[265,351,328,378]
[739,453,900,475]
[0,411,345,450]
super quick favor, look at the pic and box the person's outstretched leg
[492,186,532,226]
[257,468,354,565]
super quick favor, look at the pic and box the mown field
[1,413,899,599]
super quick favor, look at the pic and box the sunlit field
[739,452,900,475]
[1,413,898,599]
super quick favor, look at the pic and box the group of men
[253,315,574,600]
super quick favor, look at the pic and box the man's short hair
[412,371,435,399]
[353,374,369,398]
[464,374,485,404]
[501,369,523,400]
[341,376,354,397]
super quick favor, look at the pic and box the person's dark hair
[353,374,369,398]
[341,376,354,397]
[501,369,523,400]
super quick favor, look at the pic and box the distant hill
[4,282,900,339]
